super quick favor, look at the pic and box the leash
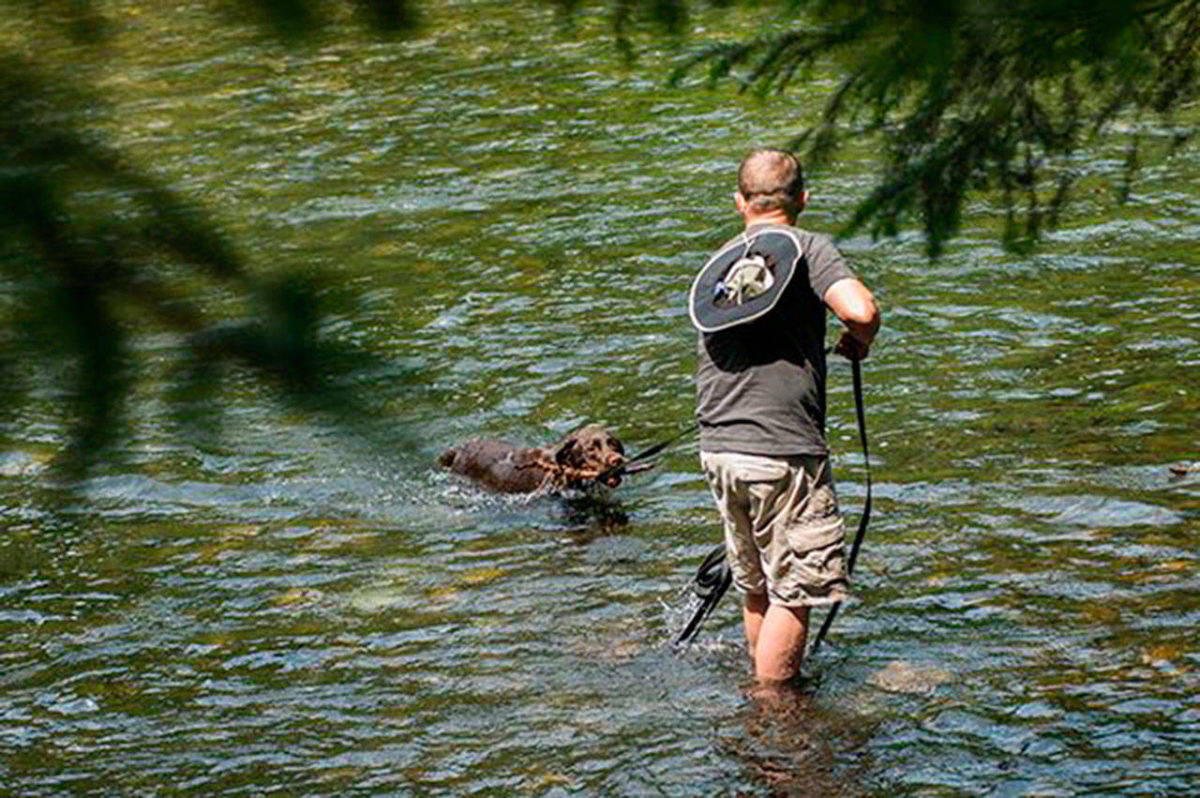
[673,542,731,644]
[676,358,872,652]
[624,424,700,466]
[511,424,697,494]
[806,357,871,656]
[595,424,700,485]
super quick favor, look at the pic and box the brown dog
[438,424,627,494]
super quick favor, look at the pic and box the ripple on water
[3,2,1200,794]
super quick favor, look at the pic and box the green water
[2,2,1198,794]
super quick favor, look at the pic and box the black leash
[625,424,700,466]
[595,424,700,485]
[806,358,872,657]
[673,543,731,644]
[675,358,872,651]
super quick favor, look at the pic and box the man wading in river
[693,148,880,686]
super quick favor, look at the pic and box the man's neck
[742,210,796,228]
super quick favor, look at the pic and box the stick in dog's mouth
[594,459,656,488]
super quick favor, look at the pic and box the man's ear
[733,190,747,217]
[796,190,810,213]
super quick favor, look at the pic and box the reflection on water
[2,1,1198,794]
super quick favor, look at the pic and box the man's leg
[742,591,768,656]
[754,602,810,683]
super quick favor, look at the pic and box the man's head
[734,148,808,223]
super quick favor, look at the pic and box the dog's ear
[554,435,583,467]
[608,434,625,457]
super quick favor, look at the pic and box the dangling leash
[807,357,872,657]
[675,357,872,652]
[673,542,731,644]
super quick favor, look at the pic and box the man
[694,148,880,685]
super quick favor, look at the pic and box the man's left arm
[824,278,880,361]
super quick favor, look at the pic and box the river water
[2,2,1198,794]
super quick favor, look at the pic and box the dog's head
[553,424,626,488]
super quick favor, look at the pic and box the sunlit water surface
[1,2,1198,794]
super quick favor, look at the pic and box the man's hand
[834,330,870,361]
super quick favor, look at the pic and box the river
[1,1,1197,794]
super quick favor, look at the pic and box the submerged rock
[868,660,954,695]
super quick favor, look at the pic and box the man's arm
[824,277,880,360]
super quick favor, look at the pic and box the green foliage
[5,0,112,43]
[668,0,1200,255]
[550,0,697,57]
[225,0,419,39]
[5,0,1197,477]
[0,3,415,477]
[3,0,418,43]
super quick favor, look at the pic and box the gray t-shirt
[695,223,856,456]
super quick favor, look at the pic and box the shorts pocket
[790,480,839,524]
[782,514,845,555]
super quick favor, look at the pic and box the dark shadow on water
[724,677,874,796]
[557,491,629,537]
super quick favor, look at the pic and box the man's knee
[743,591,769,613]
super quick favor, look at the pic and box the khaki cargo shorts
[700,450,849,607]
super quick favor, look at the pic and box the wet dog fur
[438,424,626,494]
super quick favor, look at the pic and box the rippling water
[2,2,1198,794]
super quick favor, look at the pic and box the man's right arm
[824,277,880,360]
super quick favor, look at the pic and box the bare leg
[754,603,810,683]
[742,592,768,656]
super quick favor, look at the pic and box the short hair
[737,148,805,213]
